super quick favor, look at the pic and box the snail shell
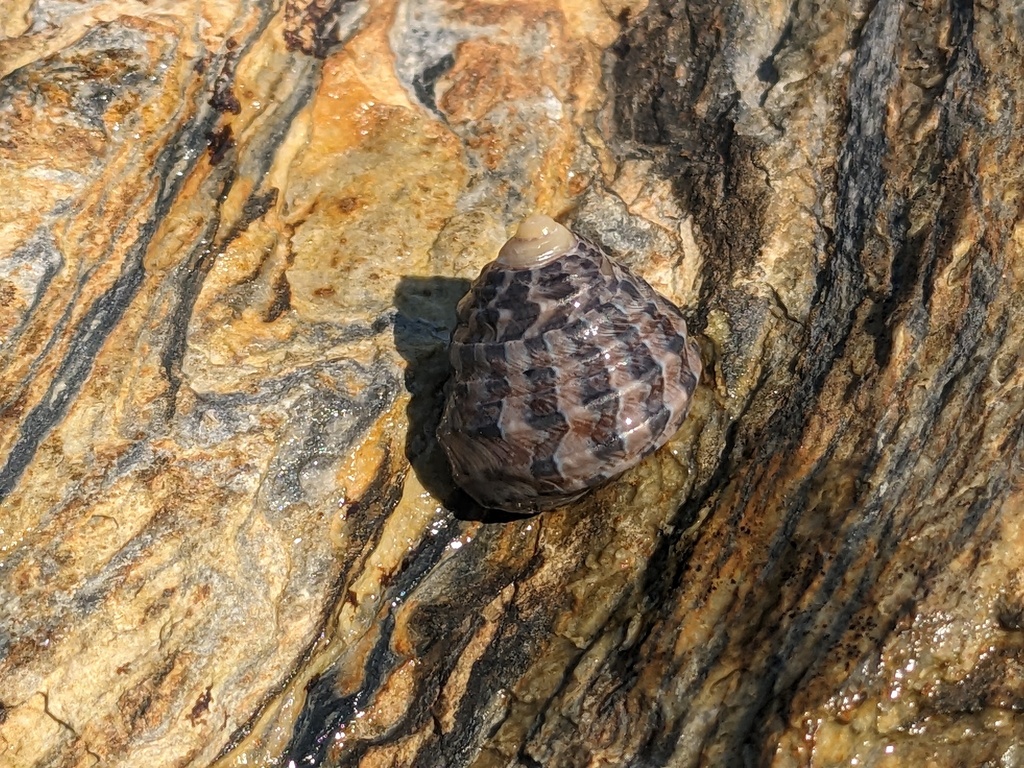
[437,215,701,513]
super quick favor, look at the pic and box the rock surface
[0,0,1021,766]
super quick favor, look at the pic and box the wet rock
[0,1,1021,767]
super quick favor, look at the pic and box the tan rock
[0,0,1021,767]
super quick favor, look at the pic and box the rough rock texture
[0,1,1021,767]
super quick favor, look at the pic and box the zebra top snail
[436,214,701,513]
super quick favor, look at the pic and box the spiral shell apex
[437,215,702,513]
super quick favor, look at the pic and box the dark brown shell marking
[437,216,701,513]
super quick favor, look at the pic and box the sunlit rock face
[1,1,1022,767]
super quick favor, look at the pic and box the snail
[436,214,701,513]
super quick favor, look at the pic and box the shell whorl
[496,214,576,269]
[437,216,702,513]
